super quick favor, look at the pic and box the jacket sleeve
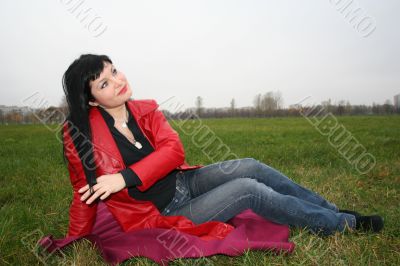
[127,100,185,191]
[63,122,97,237]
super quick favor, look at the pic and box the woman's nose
[112,77,124,87]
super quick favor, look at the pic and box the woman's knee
[241,157,259,164]
[237,157,264,172]
[218,157,263,175]
[227,177,264,195]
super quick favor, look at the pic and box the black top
[98,103,178,212]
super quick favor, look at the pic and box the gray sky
[1,0,399,111]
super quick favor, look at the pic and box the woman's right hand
[79,173,126,204]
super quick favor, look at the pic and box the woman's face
[88,62,132,108]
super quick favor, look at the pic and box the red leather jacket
[64,99,234,239]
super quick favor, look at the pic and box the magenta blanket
[39,202,294,265]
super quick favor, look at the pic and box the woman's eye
[101,81,108,89]
[112,68,118,75]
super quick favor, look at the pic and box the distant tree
[260,91,282,113]
[59,95,69,116]
[262,92,276,112]
[383,99,394,114]
[0,109,3,124]
[345,101,352,114]
[253,93,262,116]
[273,91,283,109]
[337,100,346,115]
[321,98,332,113]
[230,98,236,116]
[372,102,379,114]
[195,96,203,117]
[161,109,173,120]
[261,92,274,112]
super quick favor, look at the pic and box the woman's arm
[63,122,97,236]
[127,100,185,192]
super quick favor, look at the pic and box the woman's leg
[186,158,338,211]
[165,177,356,236]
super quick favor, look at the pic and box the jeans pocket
[175,181,190,206]
[162,173,191,215]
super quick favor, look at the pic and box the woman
[62,54,383,239]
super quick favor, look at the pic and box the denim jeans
[161,158,356,236]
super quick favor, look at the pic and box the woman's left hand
[78,173,126,204]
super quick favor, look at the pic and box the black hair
[61,54,112,194]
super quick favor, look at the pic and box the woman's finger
[100,191,110,200]
[78,184,89,193]
[80,183,99,201]
[80,189,92,201]
[86,187,107,204]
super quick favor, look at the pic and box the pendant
[134,141,142,149]
[122,122,128,128]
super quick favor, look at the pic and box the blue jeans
[161,158,356,236]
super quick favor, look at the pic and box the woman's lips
[118,86,127,95]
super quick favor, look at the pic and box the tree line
[0,92,399,124]
[168,93,399,119]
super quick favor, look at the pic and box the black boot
[355,215,384,233]
[339,209,362,218]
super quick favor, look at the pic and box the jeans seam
[338,214,356,231]
[204,193,264,222]
[188,170,198,197]
[199,192,337,235]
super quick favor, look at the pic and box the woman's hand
[78,173,126,204]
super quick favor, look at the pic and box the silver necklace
[115,109,142,149]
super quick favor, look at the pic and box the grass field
[1,115,399,265]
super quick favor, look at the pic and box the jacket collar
[89,99,158,123]
[97,102,133,128]
[88,100,158,174]
[126,99,159,120]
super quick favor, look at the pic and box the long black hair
[61,54,112,194]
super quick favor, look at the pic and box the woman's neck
[102,103,127,121]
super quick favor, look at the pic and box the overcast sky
[1,0,399,111]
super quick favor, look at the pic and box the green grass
[1,115,399,265]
